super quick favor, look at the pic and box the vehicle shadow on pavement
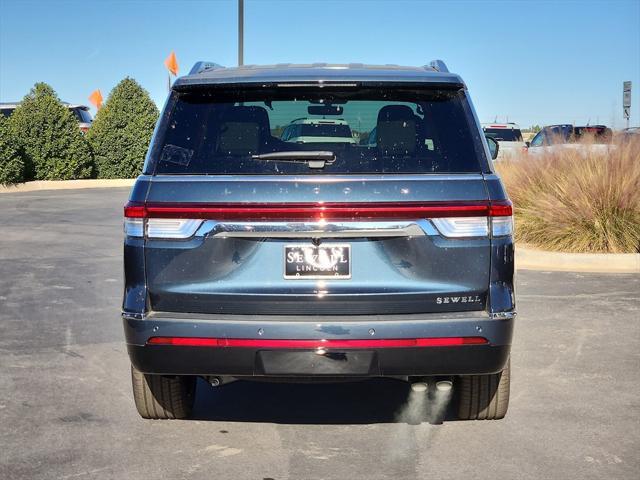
[191,378,458,425]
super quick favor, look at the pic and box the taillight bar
[124,201,512,221]
[146,336,488,348]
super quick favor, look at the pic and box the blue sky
[1,0,639,128]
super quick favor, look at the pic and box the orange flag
[88,89,103,110]
[164,51,179,76]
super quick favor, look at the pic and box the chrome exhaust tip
[435,380,453,393]
[410,382,428,393]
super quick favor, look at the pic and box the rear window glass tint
[70,108,92,123]
[483,128,522,142]
[151,87,486,175]
[296,123,352,139]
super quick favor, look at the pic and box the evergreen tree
[86,78,159,178]
[9,83,93,180]
[0,114,24,185]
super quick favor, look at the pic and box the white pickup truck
[482,123,526,160]
[526,124,614,156]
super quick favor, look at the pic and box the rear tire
[131,364,196,419]
[457,357,510,420]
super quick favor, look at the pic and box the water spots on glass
[154,89,484,175]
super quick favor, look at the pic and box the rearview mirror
[486,136,499,160]
[308,105,343,116]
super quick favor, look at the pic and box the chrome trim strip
[197,220,438,238]
[122,311,147,321]
[489,311,517,320]
[147,173,486,183]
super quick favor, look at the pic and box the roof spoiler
[189,61,225,75]
[425,60,449,73]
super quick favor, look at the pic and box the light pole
[238,0,244,66]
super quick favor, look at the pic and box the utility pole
[238,0,244,66]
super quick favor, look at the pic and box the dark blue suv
[123,61,514,420]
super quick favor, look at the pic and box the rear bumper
[123,311,513,377]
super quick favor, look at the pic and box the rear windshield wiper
[251,151,336,169]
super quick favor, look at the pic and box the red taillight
[123,203,146,237]
[146,336,488,348]
[124,204,145,218]
[489,201,512,217]
[124,201,511,221]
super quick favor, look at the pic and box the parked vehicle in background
[123,61,514,422]
[482,123,526,160]
[527,124,613,155]
[67,104,93,133]
[281,118,357,144]
[0,102,93,133]
[619,127,640,141]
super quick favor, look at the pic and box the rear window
[574,126,612,143]
[70,108,92,123]
[151,86,486,175]
[483,128,523,142]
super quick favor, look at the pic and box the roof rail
[426,60,449,73]
[189,61,225,75]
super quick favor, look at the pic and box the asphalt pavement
[0,188,638,480]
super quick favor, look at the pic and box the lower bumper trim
[128,343,510,377]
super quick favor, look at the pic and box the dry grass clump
[496,137,640,253]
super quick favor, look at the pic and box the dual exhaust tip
[410,379,453,393]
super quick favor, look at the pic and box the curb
[517,247,639,273]
[0,179,135,194]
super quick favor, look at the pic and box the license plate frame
[284,243,351,280]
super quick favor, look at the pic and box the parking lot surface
[0,188,638,480]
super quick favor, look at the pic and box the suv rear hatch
[131,84,506,316]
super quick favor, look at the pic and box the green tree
[0,114,25,185]
[9,83,93,180]
[87,78,159,178]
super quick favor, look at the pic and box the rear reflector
[125,201,512,221]
[146,336,488,348]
